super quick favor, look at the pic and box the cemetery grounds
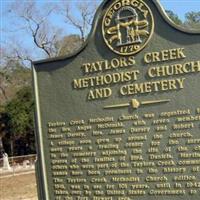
[0,155,38,200]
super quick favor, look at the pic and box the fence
[0,154,36,176]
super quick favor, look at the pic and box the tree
[59,1,98,43]
[2,0,101,67]
[0,112,8,158]
[184,11,200,29]
[166,10,200,30]
[56,34,82,56]
[0,60,31,105]
[5,1,62,60]
[166,10,183,25]
[0,49,12,102]
[0,70,11,101]
[5,86,35,155]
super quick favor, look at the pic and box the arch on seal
[115,6,142,45]
[116,6,138,21]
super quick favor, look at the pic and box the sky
[1,0,198,18]
[0,0,200,61]
[160,0,200,20]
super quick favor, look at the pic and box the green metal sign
[33,0,200,199]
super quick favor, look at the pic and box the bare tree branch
[7,1,62,58]
[60,1,98,42]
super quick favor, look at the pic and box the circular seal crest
[102,0,154,55]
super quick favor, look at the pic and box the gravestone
[2,152,11,171]
[33,0,200,200]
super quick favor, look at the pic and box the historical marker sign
[33,0,200,199]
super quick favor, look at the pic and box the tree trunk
[0,137,4,156]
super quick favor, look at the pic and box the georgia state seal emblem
[102,0,154,55]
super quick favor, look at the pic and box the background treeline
[0,0,200,156]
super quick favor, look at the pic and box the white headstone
[3,153,11,171]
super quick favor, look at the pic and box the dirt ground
[0,172,38,200]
